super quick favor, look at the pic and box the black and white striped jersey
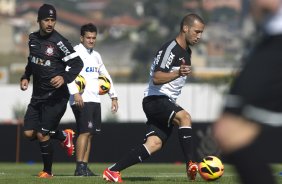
[144,39,192,101]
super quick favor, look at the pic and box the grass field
[1,162,282,184]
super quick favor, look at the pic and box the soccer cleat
[86,167,99,176]
[187,161,198,181]
[103,168,123,183]
[38,171,53,178]
[61,129,75,156]
[74,168,87,176]
[74,167,99,176]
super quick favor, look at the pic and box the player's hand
[111,98,118,113]
[50,76,64,88]
[179,60,192,76]
[179,64,191,76]
[20,79,29,91]
[74,93,84,109]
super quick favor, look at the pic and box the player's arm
[153,64,191,85]
[20,56,32,90]
[98,56,118,112]
[67,78,84,108]
[51,41,83,88]
[60,40,84,84]
[98,56,118,99]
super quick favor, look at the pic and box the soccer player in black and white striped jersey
[103,13,205,182]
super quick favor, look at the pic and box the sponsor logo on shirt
[165,52,175,69]
[57,41,71,56]
[86,67,99,72]
[154,50,163,65]
[30,55,51,66]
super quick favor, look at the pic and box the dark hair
[81,23,97,36]
[180,13,204,30]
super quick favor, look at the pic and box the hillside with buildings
[0,0,251,84]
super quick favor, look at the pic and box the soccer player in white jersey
[68,23,118,176]
[103,13,205,182]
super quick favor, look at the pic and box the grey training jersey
[144,39,192,101]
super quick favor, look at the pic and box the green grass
[0,163,282,184]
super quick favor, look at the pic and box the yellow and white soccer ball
[198,155,224,181]
[75,75,86,93]
[98,75,111,95]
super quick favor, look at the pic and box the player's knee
[36,132,50,141]
[23,130,36,140]
[174,110,192,126]
[145,136,162,153]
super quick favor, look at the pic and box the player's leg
[72,102,100,176]
[75,132,88,176]
[103,96,173,182]
[23,101,40,141]
[83,102,101,176]
[173,109,198,180]
[41,99,74,157]
[83,135,99,176]
[22,100,53,178]
[227,146,276,184]
[37,98,68,177]
[107,134,161,171]
[103,137,153,183]
[36,130,53,177]
[217,123,282,184]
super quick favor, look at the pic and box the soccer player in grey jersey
[103,13,205,183]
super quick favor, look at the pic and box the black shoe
[86,167,99,176]
[74,168,87,176]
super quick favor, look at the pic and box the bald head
[180,13,205,31]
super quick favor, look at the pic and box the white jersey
[144,40,192,102]
[68,43,117,105]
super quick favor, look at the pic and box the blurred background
[0,0,256,163]
[0,0,253,124]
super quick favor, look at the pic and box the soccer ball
[75,75,86,93]
[198,156,224,181]
[98,75,111,95]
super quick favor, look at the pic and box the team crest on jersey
[45,45,54,56]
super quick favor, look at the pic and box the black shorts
[142,95,183,143]
[71,102,101,135]
[23,98,68,135]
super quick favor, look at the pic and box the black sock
[76,161,87,170]
[178,127,193,163]
[39,139,53,174]
[227,147,276,184]
[50,130,66,141]
[83,162,88,168]
[109,145,150,172]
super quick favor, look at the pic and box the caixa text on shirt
[85,66,99,72]
[29,55,51,66]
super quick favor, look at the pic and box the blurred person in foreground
[213,0,282,183]
[103,13,205,183]
[67,23,118,176]
[20,4,83,178]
